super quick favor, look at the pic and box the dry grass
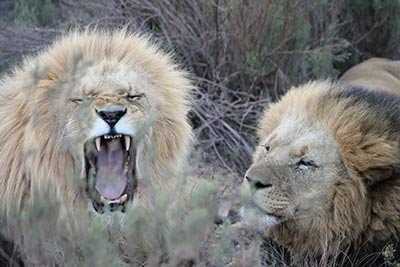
[78,0,348,175]
[0,0,353,175]
[2,0,398,175]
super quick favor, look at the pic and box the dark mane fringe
[329,85,400,134]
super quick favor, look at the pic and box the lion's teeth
[119,194,128,203]
[95,137,101,151]
[103,134,123,140]
[100,196,106,203]
[124,135,131,151]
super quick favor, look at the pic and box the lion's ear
[361,165,400,184]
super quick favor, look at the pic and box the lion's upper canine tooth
[124,135,131,151]
[95,137,101,151]
[100,196,106,203]
[119,194,128,203]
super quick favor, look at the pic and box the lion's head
[0,30,193,215]
[239,81,400,259]
[242,115,344,228]
[68,65,156,213]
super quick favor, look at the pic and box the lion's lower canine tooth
[124,135,131,151]
[95,137,101,151]
[120,194,128,203]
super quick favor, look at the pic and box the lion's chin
[84,133,137,213]
[238,206,281,232]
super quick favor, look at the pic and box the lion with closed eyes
[240,58,400,263]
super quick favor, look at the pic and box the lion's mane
[253,77,400,262]
[0,29,193,256]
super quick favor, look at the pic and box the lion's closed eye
[261,143,270,152]
[70,97,84,103]
[296,156,318,170]
[126,94,144,102]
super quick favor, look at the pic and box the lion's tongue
[95,139,127,200]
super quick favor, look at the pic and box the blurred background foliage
[1,0,400,175]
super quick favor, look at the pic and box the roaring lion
[0,30,193,241]
[239,58,400,263]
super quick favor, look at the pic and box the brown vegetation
[3,0,399,175]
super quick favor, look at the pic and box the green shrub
[339,0,400,58]
[14,0,54,27]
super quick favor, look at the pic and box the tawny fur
[242,61,400,262]
[0,30,193,244]
[340,57,400,96]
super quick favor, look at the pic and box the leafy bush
[14,0,55,27]
[5,176,227,266]
[339,0,400,59]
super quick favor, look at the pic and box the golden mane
[0,29,193,221]
[243,79,400,263]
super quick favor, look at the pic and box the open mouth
[84,133,136,213]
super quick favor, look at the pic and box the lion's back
[340,57,400,96]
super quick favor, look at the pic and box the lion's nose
[96,108,127,128]
[245,176,273,190]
